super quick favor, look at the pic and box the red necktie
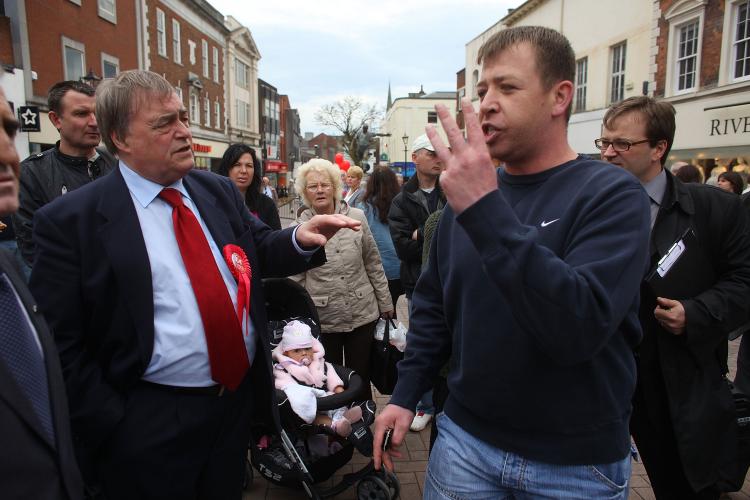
[159,188,249,390]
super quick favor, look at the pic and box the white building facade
[464,0,653,155]
[379,90,456,174]
[224,15,261,148]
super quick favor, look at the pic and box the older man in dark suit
[29,70,360,500]
[0,82,83,499]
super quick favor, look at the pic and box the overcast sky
[207,0,524,135]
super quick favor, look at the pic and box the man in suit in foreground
[0,80,83,498]
[29,70,360,500]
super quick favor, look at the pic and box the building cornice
[501,0,548,25]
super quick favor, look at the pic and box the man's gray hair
[96,70,175,154]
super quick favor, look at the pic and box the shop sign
[192,143,212,153]
[709,115,750,136]
[18,106,41,132]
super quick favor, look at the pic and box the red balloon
[335,153,344,165]
[341,160,350,171]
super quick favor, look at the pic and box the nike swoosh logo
[540,218,560,227]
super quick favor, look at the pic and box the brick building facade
[143,0,228,170]
[3,0,138,154]
[652,0,750,172]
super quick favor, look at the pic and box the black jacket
[12,143,116,265]
[0,249,83,500]
[252,193,282,230]
[387,175,445,296]
[636,170,750,491]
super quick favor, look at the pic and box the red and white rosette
[223,244,252,336]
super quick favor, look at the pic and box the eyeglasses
[594,138,651,152]
[305,183,333,192]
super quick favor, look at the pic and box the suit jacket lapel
[650,172,693,266]
[0,250,57,449]
[96,169,155,365]
[184,175,233,251]
[184,176,269,347]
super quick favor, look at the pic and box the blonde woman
[292,159,393,401]
[343,165,364,207]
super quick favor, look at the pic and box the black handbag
[369,319,403,395]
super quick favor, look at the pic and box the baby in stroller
[248,279,399,499]
[272,320,364,438]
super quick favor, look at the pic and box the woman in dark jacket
[217,144,281,230]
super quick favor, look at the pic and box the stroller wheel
[243,457,254,491]
[356,474,394,500]
[381,468,400,499]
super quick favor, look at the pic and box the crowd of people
[1,23,750,500]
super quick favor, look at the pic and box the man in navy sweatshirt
[373,26,651,499]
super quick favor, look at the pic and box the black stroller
[246,278,400,499]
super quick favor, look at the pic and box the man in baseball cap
[387,132,445,433]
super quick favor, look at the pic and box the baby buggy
[246,278,400,500]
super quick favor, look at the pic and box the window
[472,69,479,98]
[174,86,183,102]
[733,0,750,80]
[190,92,199,124]
[101,53,119,79]
[235,99,250,128]
[172,20,181,64]
[665,1,707,94]
[202,40,209,77]
[610,42,626,104]
[427,111,437,123]
[188,40,196,65]
[235,59,248,88]
[97,0,116,23]
[213,47,219,82]
[204,96,210,127]
[156,9,166,57]
[214,100,220,129]
[676,21,699,91]
[62,36,85,81]
[575,57,588,112]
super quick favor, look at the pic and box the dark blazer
[638,170,750,491]
[28,168,324,472]
[0,249,83,500]
[253,192,282,230]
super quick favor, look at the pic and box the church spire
[387,81,393,111]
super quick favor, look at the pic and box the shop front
[191,139,228,172]
[667,89,750,179]
[264,160,289,197]
[26,110,60,155]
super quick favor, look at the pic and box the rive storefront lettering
[710,116,750,136]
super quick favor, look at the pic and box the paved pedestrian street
[246,296,750,499]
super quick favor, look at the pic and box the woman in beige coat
[292,159,393,401]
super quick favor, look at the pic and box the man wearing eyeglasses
[598,96,750,498]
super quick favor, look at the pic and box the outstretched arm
[295,214,361,248]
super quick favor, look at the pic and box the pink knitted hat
[281,320,314,351]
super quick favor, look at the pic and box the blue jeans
[424,414,630,499]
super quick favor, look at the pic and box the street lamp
[80,69,102,87]
[401,133,409,173]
